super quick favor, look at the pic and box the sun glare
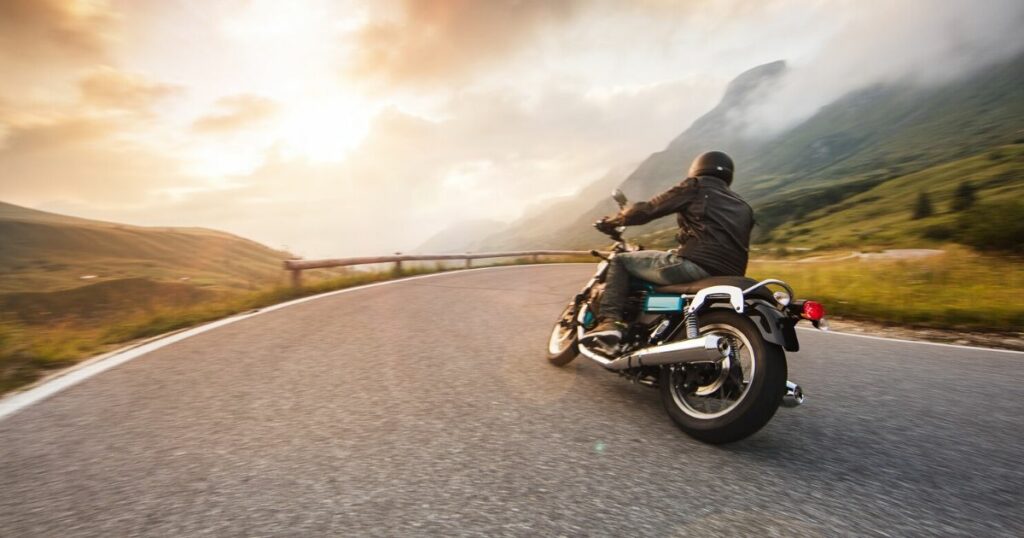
[279,96,375,163]
[160,0,377,174]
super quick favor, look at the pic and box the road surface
[1,265,1021,537]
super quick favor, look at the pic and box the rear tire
[659,310,786,444]
[547,303,579,366]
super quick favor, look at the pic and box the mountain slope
[478,53,1024,250]
[741,53,1024,201]
[476,60,788,250]
[763,143,1024,248]
[477,164,631,250]
[415,219,507,253]
[558,61,787,248]
[0,201,290,293]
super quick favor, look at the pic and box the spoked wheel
[547,303,579,366]
[659,310,786,444]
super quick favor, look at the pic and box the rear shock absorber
[684,312,699,339]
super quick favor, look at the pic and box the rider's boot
[581,318,628,354]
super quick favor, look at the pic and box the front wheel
[547,303,579,366]
[659,310,787,444]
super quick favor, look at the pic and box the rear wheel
[659,309,786,444]
[547,303,579,366]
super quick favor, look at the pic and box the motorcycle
[546,189,827,444]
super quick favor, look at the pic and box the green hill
[762,144,1024,248]
[0,201,291,293]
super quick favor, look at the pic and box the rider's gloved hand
[594,217,620,235]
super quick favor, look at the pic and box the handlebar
[592,222,633,254]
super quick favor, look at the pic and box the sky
[1,0,1021,257]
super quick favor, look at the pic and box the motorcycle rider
[581,151,754,351]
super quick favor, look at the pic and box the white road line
[795,326,1023,355]
[0,264,576,422]
[3,263,1019,420]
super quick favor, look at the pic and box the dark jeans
[599,250,711,321]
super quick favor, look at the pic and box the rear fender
[706,300,799,352]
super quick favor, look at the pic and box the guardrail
[282,250,598,287]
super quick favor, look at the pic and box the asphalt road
[1,264,1022,537]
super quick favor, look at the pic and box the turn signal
[802,301,825,321]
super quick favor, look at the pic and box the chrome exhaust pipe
[605,334,728,370]
[577,329,728,371]
[782,381,804,407]
[574,304,728,370]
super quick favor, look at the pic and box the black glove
[594,217,620,235]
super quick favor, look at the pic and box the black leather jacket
[608,176,754,276]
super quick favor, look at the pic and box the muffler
[782,381,804,407]
[578,333,729,370]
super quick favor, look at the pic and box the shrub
[951,181,977,211]
[957,200,1024,253]
[912,191,934,219]
[987,149,1008,162]
[922,224,954,240]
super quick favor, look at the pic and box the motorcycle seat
[654,276,774,301]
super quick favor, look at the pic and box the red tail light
[802,301,825,321]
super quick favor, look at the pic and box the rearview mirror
[612,189,628,209]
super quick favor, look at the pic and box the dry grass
[748,247,1023,331]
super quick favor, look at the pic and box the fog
[736,0,1024,136]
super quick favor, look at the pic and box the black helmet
[688,151,734,185]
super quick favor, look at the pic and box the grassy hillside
[0,278,214,327]
[747,248,1022,331]
[0,201,291,293]
[0,202,297,393]
[761,144,1024,248]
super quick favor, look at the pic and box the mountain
[477,163,633,250]
[0,201,291,293]
[740,54,1024,203]
[415,219,507,253]
[476,60,788,250]
[477,53,1024,250]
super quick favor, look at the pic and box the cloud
[176,79,716,257]
[0,116,108,154]
[78,66,183,111]
[0,115,195,206]
[735,0,1024,136]
[0,0,117,65]
[348,0,580,85]
[192,94,280,133]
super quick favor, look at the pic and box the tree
[951,181,976,211]
[912,191,933,220]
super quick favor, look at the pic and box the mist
[735,0,1024,137]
